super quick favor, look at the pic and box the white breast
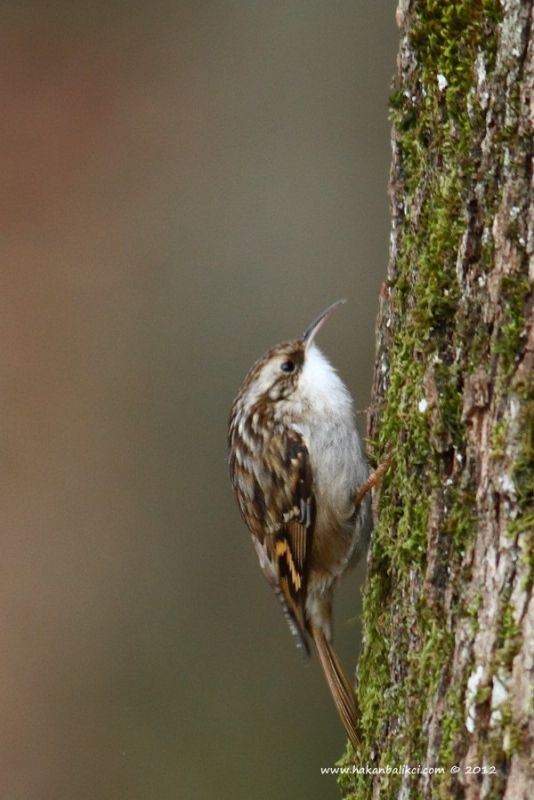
[292,344,368,523]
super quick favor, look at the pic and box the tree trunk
[339,1,533,798]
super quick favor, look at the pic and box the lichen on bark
[339,1,533,798]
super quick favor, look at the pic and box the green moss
[437,681,467,797]
[495,603,522,669]
[491,420,507,459]
[493,276,531,385]
[512,399,534,508]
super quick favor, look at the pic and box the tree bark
[340,1,533,798]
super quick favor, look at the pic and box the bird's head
[237,300,346,407]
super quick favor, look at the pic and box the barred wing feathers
[229,420,315,652]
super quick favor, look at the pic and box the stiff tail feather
[311,626,360,750]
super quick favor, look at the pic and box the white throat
[298,343,354,416]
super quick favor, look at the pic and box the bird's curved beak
[302,299,346,349]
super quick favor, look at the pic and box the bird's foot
[354,446,393,512]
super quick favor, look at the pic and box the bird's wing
[241,427,315,653]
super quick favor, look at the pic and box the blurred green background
[2,2,397,798]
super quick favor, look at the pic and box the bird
[228,299,380,749]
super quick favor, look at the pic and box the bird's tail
[311,625,360,750]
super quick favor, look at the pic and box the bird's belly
[294,417,369,584]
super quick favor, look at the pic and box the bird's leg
[354,448,393,512]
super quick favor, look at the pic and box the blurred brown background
[1,2,397,798]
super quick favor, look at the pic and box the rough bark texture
[339,2,533,798]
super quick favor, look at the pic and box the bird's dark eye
[280,360,295,373]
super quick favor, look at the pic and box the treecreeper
[228,300,388,748]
